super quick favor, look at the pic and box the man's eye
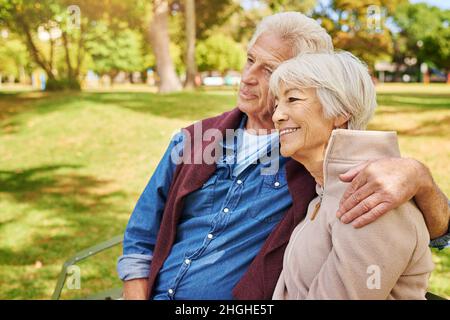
[265,68,272,74]
[247,57,254,64]
[288,97,301,102]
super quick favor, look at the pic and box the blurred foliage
[393,2,450,72]
[170,0,240,40]
[0,35,32,78]
[313,0,407,69]
[196,34,246,74]
[0,0,86,89]
[0,0,449,86]
[85,22,144,79]
[265,0,317,13]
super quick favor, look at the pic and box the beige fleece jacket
[273,129,434,300]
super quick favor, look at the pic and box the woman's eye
[247,57,254,64]
[265,68,272,75]
[288,97,301,102]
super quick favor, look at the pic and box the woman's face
[272,84,336,159]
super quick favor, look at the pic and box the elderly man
[118,12,450,300]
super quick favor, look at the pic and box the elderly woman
[270,51,434,300]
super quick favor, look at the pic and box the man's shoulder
[184,107,243,132]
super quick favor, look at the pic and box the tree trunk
[149,0,182,93]
[184,0,197,89]
[74,23,85,79]
[62,31,74,80]
[17,16,56,81]
[49,36,55,72]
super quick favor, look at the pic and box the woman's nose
[272,106,288,124]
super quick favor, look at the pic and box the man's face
[237,32,294,122]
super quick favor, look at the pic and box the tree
[393,2,450,81]
[149,0,182,93]
[0,35,32,83]
[313,0,406,69]
[170,0,238,41]
[196,34,245,74]
[184,0,197,89]
[266,0,317,13]
[0,0,86,90]
[85,22,144,81]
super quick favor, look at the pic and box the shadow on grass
[369,115,450,137]
[377,93,450,112]
[0,91,84,134]
[398,115,450,137]
[0,165,122,211]
[0,91,236,136]
[82,91,236,120]
[0,164,128,266]
[0,164,129,299]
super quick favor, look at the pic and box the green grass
[0,83,449,299]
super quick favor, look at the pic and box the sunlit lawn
[0,83,448,299]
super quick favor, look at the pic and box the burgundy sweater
[147,108,316,299]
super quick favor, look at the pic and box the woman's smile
[279,127,301,137]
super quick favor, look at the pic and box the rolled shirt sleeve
[117,254,153,281]
[117,131,184,281]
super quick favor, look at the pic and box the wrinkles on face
[273,86,334,163]
[238,33,294,130]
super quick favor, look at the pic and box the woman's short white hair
[248,12,334,56]
[269,51,377,130]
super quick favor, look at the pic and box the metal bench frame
[52,235,124,300]
[52,234,446,300]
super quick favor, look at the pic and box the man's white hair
[248,12,334,56]
[269,51,377,130]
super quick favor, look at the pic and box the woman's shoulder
[328,199,430,253]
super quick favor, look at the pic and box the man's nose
[241,65,258,86]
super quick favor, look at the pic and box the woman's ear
[333,115,350,129]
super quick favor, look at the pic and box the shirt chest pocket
[260,170,287,195]
[247,171,288,224]
[182,174,218,218]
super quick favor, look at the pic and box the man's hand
[123,278,149,300]
[336,157,449,239]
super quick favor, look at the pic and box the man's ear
[334,115,350,129]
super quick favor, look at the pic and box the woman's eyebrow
[283,88,300,95]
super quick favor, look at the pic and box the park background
[0,0,449,299]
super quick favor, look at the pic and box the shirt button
[168,288,174,295]
[236,180,243,185]
[223,208,229,213]
[207,233,213,239]
[185,259,191,265]
[274,181,280,187]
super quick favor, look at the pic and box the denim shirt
[118,117,450,299]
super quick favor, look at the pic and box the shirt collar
[220,114,248,150]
